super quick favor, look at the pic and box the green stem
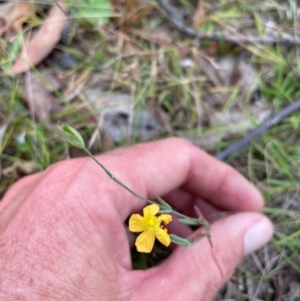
[84,148,206,226]
[84,148,155,205]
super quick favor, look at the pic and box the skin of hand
[0,138,273,301]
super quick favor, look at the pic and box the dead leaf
[132,28,173,45]
[2,161,40,177]
[85,89,165,143]
[0,2,36,42]
[201,56,256,88]
[10,2,68,75]
[111,0,153,29]
[199,56,258,105]
[192,1,206,27]
[22,71,62,121]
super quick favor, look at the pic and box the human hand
[0,138,273,300]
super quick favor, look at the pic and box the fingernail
[244,218,273,255]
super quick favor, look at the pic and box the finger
[95,138,263,219]
[0,174,40,233]
[0,173,39,207]
[137,213,273,300]
[10,138,262,224]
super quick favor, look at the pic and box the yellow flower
[129,204,172,253]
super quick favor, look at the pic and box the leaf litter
[9,2,68,75]
[0,1,36,42]
[21,70,63,121]
[192,0,206,27]
[85,88,165,143]
[2,160,40,178]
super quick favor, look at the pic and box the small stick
[157,0,300,46]
[216,98,300,161]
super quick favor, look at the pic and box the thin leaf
[155,195,172,211]
[170,234,191,248]
[179,217,200,225]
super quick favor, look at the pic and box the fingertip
[148,212,273,300]
[244,216,273,255]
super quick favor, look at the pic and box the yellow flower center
[144,215,158,228]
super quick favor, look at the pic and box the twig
[216,98,300,161]
[157,0,300,46]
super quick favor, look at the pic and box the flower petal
[157,214,172,225]
[155,227,171,247]
[135,229,156,253]
[129,214,145,232]
[143,204,159,217]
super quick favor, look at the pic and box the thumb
[142,212,273,301]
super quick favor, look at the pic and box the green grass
[1,0,300,299]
